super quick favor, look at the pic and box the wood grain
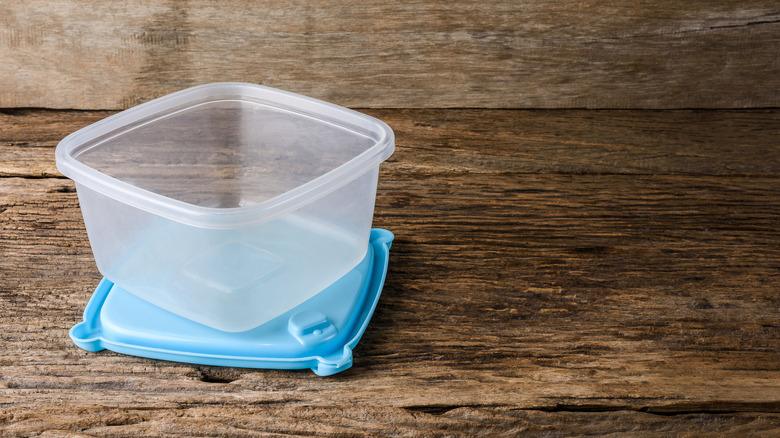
[1,109,779,435]
[2,406,778,437]
[1,1,778,110]
[3,108,780,178]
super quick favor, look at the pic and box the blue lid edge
[69,277,113,352]
[70,228,394,376]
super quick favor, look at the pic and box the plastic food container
[56,83,394,332]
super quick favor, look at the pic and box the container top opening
[55,83,395,228]
[73,99,377,209]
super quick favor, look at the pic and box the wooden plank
[2,109,780,178]
[0,1,778,109]
[1,406,779,436]
[370,108,780,175]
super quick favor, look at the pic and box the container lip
[55,82,395,229]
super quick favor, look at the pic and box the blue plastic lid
[70,229,393,376]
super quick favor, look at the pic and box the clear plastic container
[55,83,394,332]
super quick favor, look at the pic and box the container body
[57,83,394,332]
[76,167,378,331]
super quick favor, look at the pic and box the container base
[70,228,393,376]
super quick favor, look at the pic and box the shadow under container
[55,83,395,333]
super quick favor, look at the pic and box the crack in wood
[0,174,68,179]
[589,16,780,41]
[404,403,780,417]
[710,19,780,30]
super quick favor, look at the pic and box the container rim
[55,82,395,229]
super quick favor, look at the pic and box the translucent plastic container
[55,83,394,332]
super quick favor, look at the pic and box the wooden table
[1,108,779,435]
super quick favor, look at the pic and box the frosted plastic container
[55,83,394,332]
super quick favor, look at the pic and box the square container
[56,83,394,332]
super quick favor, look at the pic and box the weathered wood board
[1,1,779,109]
[3,108,780,178]
[1,109,779,435]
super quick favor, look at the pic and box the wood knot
[692,298,714,310]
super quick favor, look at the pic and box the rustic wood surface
[1,108,779,435]
[1,1,779,110]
